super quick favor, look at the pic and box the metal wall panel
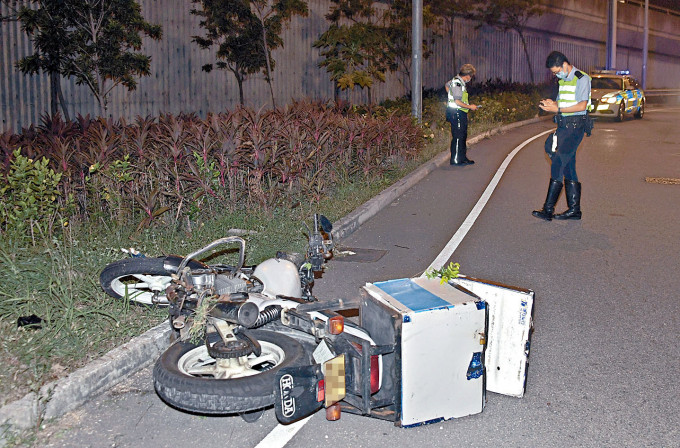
[2,0,679,131]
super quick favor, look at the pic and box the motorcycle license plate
[274,364,324,424]
[323,354,346,407]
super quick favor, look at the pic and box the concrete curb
[0,114,550,438]
[332,115,550,240]
[0,321,171,432]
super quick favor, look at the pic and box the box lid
[450,276,534,398]
[365,277,482,315]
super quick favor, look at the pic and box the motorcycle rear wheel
[153,330,305,414]
[99,256,205,306]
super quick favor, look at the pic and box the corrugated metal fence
[2,0,679,132]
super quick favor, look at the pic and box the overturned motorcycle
[101,215,535,426]
[100,215,393,423]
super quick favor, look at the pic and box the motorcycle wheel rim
[177,341,286,379]
[109,274,171,305]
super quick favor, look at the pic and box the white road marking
[422,129,554,275]
[254,416,313,448]
[255,128,553,447]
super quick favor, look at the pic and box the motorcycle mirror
[319,215,333,233]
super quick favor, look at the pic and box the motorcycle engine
[214,275,248,295]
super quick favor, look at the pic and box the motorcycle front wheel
[153,330,305,414]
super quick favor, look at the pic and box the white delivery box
[360,277,487,427]
[450,276,534,398]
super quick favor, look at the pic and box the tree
[64,0,162,116]
[314,23,392,103]
[248,0,308,108]
[314,0,393,104]
[4,0,161,119]
[4,0,72,119]
[473,0,543,83]
[382,0,437,92]
[191,0,307,108]
[191,0,262,106]
[427,0,471,78]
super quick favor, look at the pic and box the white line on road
[254,416,313,448]
[256,128,553,448]
[422,129,554,275]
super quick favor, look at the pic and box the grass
[0,94,540,446]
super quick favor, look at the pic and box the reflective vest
[447,76,469,113]
[558,71,591,116]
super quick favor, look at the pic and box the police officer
[445,64,479,166]
[533,51,592,221]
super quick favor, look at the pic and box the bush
[0,149,63,242]
[0,102,424,242]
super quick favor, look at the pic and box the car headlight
[606,97,619,104]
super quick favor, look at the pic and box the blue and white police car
[589,70,645,122]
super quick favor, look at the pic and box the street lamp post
[606,0,618,70]
[642,0,649,89]
[411,0,423,123]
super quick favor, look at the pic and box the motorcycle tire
[153,330,306,415]
[99,256,205,306]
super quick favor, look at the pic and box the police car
[589,70,645,121]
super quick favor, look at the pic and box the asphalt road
[38,108,680,448]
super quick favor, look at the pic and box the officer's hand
[539,99,557,112]
[469,104,478,111]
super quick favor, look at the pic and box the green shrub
[0,149,63,242]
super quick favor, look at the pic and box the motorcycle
[99,214,392,423]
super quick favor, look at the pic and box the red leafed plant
[0,100,424,241]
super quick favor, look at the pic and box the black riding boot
[532,178,563,221]
[554,179,582,220]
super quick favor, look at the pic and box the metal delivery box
[450,275,534,398]
[360,277,487,427]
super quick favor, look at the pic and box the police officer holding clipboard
[533,51,593,221]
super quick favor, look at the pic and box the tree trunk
[50,72,59,117]
[260,26,276,109]
[229,68,245,105]
[448,19,457,77]
[518,29,534,84]
[56,76,70,121]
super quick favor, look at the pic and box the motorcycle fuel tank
[361,278,487,427]
[252,258,302,298]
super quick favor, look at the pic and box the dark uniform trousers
[446,108,468,164]
[545,115,586,182]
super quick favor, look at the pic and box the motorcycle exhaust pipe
[212,299,260,328]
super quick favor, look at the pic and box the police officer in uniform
[533,51,592,221]
[445,64,479,166]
